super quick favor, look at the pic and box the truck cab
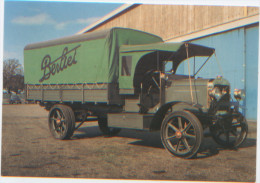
[111,41,247,158]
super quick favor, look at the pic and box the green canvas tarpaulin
[120,42,215,63]
[24,27,162,84]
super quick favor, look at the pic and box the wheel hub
[56,119,61,125]
[176,131,182,139]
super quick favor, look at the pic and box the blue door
[245,25,259,120]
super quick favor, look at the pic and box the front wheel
[210,113,248,148]
[161,110,203,159]
[48,104,75,140]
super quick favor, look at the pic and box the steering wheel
[142,69,160,94]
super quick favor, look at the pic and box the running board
[107,113,153,130]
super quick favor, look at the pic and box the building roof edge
[76,4,135,34]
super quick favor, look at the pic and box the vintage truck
[24,27,248,159]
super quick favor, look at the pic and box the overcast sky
[3,1,122,65]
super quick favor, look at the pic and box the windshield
[164,61,173,73]
[164,55,213,77]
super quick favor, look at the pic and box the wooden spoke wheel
[98,118,121,136]
[48,104,75,140]
[161,111,203,159]
[210,113,248,148]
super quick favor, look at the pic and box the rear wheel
[161,110,203,159]
[98,118,121,136]
[48,104,75,140]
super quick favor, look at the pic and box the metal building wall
[245,25,259,120]
[180,24,259,120]
[85,5,259,41]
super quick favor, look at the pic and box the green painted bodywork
[120,42,184,52]
[24,28,162,85]
[213,77,230,86]
[119,50,153,89]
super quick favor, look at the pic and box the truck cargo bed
[26,83,121,104]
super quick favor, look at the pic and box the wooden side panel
[90,4,259,41]
[44,90,60,101]
[84,89,108,102]
[62,90,82,101]
[28,90,42,100]
[27,86,108,103]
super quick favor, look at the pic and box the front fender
[149,101,202,131]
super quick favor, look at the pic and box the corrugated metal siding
[245,26,259,120]
[189,28,245,90]
[181,25,258,120]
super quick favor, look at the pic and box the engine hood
[212,76,230,86]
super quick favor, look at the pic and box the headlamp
[209,87,222,100]
[234,89,245,101]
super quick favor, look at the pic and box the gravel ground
[1,104,257,182]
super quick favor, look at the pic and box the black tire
[48,104,75,140]
[98,118,121,136]
[161,110,203,159]
[210,113,248,148]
